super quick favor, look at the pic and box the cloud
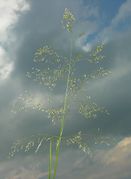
[104,137,131,165]
[59,137,131,179]
[0,137,131,179]
[87,137,131,179]
[0,156,49,179]
[7,168,48,179]
[74,0,131,135]
[0,0,31,160]
[0,0,30,41]
[101,0,131,43]
[4,0,130,144]
[111,0,131,27]
[0,0,130,147]
[81,0,131,51]
[0,0,30,82]
[6,0,100,137]
[0,1,131,178]
[0,47,13,80]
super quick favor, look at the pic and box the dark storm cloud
[1,0,131,152]
[85,30,131,136]
[7,0,99,138]
[11,0,97,82]
[0,0,98,159]
[65,0,131,137]
[0,0,131,178]
[57,30,131,138]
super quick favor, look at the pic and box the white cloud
[75,21,98,52]
[0,47,13,80]
[0,156,49,179]
[91,137,131,179]
[0,137,131,179]
[7,167,48,179]
[78,1,131,99]
[111,0,131,27]
[104,137,131,165]
[81,0,131,51]
[11,90,64,119]
[0,0,30,82]
[0,0,30,41]
[73,137,131,179]
[100,0,131,43]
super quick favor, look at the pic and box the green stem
[48,138,53,179]
[52,35,73,179]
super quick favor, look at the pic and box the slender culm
[9,8,111,179]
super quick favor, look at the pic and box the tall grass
[9,8,112,179]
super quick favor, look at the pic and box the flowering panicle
[9,8,114,179]
[62,8,75,32]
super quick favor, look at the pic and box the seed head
[62,8,75,32]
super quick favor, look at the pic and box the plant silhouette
[9,8,114,179]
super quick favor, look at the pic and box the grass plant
[9,8,113,179]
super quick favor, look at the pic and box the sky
[0,0,131,178]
